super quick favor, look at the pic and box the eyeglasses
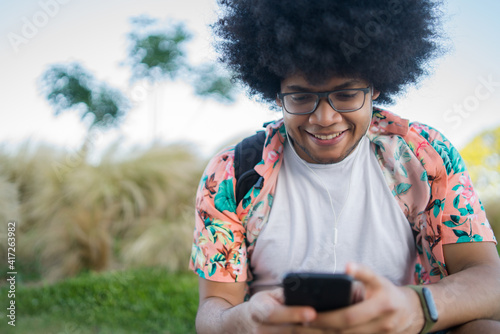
[277,87,371,115]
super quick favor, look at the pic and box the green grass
[0,268,199,334]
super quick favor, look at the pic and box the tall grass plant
[0,141,205,282]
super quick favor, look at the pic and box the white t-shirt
[250,136,417,293]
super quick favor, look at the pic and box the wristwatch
[407,285,439,334]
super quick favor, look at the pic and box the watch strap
[407,285,438,334]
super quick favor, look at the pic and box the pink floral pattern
[455,174,477,206]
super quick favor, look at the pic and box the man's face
[277,74,379,164]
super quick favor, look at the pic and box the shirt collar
[368,107,409,137]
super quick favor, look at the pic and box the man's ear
[372,88,381,100]
[276,95,282,107]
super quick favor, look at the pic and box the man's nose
[309,98,342,126]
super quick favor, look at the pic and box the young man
[190,1,500,333]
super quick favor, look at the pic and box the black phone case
[283,272,353,312]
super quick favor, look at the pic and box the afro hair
[214,0,444,105]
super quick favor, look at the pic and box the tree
[38,62,129,131]
[126,15,191,83]
[39,62,131,165]
[38,15,237,151]
[190,63,236,104]
[124,15,236,102]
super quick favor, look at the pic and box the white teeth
[314,132,343,140]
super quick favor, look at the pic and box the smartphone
[283,272,354,312]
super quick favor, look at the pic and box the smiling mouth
[312,131,345,140]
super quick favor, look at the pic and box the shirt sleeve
[189,146,250,282]
[414,123,497,245]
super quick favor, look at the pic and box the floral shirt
[189,108,497,286]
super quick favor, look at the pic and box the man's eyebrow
[284,80,364,92]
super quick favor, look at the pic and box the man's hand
[198,265,425,334]
[197,279,318,334]
[247,264,425,334]
[305,263,424,334]
[240,288,318,333]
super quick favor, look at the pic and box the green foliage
[38,15,238,140]
[125,14,237,102]
[38,62,129,130]
[0,268,199,334]
[126,15,191,83]
[190,64,237,103]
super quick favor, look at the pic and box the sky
[1,0,500,161]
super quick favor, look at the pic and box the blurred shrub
[460,127,500,253]
[0,142,204,282]
[460,127,500,201]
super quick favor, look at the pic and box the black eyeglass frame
[277,87,371,115]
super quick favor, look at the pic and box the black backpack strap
[234,130,266,205]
